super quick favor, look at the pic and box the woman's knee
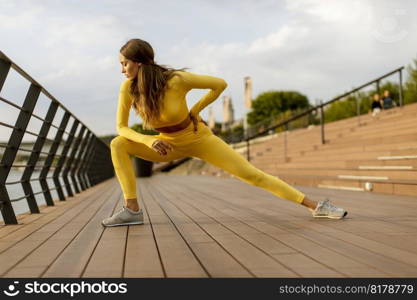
[110,136,129,151]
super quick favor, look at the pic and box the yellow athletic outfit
[110,71,305,204]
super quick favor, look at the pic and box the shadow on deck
[1,174,417,278]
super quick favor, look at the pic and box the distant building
[208,106,216,130]
[222,95,235,131]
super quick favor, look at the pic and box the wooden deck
[1,174,417,278]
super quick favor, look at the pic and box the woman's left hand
[189,111,208,133]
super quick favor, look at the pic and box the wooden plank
[138,178,208,278]
[153,176,299,277]
[195,174,417,235]
[180,175,417,276]
[145,179,253,278]
[163,175,392,277]
[81,192,126,278]
[0,181,117,277]
[43,183,123,277]
[124,190,165,278]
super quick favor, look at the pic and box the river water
[1,169,78,222]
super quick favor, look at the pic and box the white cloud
[247,25,310,54]
[1,0,416,141]
[0,2,44,29]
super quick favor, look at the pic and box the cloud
[1,0,416,141]
[0,1,44,29]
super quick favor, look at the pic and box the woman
[102,39,347,227]
[371,93,383,117]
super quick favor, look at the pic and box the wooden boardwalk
[1,174,417,278]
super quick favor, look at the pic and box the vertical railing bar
[320,101,325,145]
[72,129,91,191]
[39,110,70,204]
[399,69,403,107]
[78,132,95,189]
[34,101,59,207]
[55,118,79,199]
[0,83,41,223]
[63,124,86,194]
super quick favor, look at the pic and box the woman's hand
[189,111,208,133]
[151,139,173,155]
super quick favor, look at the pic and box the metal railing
[243,66,404,161]
[0,51,114,225]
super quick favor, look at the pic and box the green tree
[130,123,159,135]
[404,57,417,104]
[247,91,310,125]
[324,95,357,123]
[323,80,401,123]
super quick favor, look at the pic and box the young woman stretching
[102,39,347,227]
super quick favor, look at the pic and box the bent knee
[110,136,129,150]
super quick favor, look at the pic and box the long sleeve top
[116,71,227,148]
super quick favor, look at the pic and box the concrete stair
[191,102,417,197]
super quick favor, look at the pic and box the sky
[1,0,416,141]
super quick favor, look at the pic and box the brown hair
[120,38,188,129]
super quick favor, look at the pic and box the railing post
[35,101,59,205]
[0,58,11,91]
[0,83,41,224]
[320,102,325,145]
[399,68,403,107]
[55,119,79,199]
[246,139,250,162]
[79,132,96,188]
[356,93,361,126]
[22,98,58,213]
[62,124,86,194]
[39,110,70,205]
[0,55,17,224]
[284,124,288,162]
[51,112,74,200]
[85,138,98,185]
[72,130,91,191]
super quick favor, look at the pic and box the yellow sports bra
[116,71,227,147]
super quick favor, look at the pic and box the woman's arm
[116,80,158,148]
[180,71,228,116]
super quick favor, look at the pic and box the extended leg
[186,134,305,204]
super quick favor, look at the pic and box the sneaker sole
[102,221,144,227]
[313,211,348,219]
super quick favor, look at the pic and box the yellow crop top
[116,71,227,148]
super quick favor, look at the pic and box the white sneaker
[102,206,144,227]
[310,199,347,219]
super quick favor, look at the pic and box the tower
[208,106,216,129]
[244,76,252,109]
[222,95,234,131]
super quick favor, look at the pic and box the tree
[246,91,310,126]
[130,123,159,135]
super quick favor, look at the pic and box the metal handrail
[1,95,77,137]
[243,66,404,161]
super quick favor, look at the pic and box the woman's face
[119,53,141,80]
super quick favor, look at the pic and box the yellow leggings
[110,121,305,204]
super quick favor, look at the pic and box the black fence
[242,66,404,161]
[0,51,114,225]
